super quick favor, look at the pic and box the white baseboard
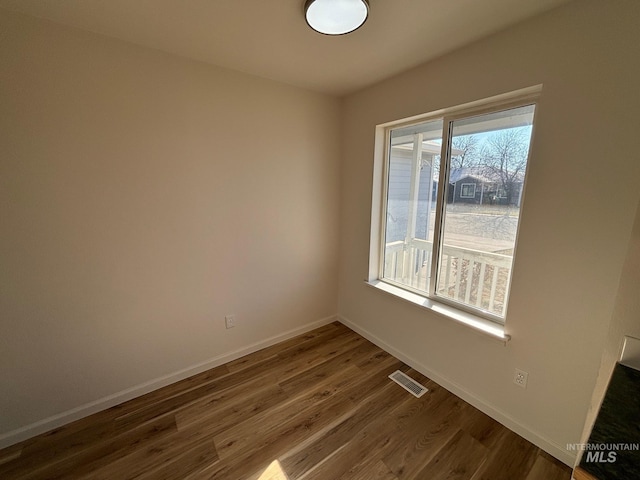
[338,315,576,467]
[0,314,337,450]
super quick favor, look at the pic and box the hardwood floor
[0,322,573,479]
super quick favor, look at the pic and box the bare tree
[480,128,530,206]
[451,135,480,170]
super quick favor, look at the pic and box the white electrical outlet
[514,368,528,388]
[225,315,236,329]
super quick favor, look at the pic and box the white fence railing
[383,239,513,316]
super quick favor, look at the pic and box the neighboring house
[449,167,524,206]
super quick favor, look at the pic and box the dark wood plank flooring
[0,322,572,479]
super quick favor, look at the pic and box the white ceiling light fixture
[304,0,370,36]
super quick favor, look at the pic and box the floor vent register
[388,370,428,398]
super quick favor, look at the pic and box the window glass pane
[383,119,443,294]
[435,105,535,318]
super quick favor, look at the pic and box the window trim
[368,86,541,334]
[364,279,511,343]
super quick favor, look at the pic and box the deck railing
[383,239,512,316]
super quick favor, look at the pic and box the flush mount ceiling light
[304,0,369,35]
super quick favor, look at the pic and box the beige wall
[339,0,640,465]
[0,10,340,441]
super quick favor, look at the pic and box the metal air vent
[389,370,428,398]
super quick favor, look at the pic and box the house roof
[392,141,446,156]
[0,0,572,95]
[449,167,524,184]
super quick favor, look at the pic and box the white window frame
[367,86,541,341]
[460,183,476,198]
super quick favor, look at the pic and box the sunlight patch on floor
[258,460,289,480]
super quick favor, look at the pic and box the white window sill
[364,280,511,344]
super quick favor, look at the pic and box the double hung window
[376,93,537,324]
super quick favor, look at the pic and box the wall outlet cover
[514,368,528,388]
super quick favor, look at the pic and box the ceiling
[0,0,573,96]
